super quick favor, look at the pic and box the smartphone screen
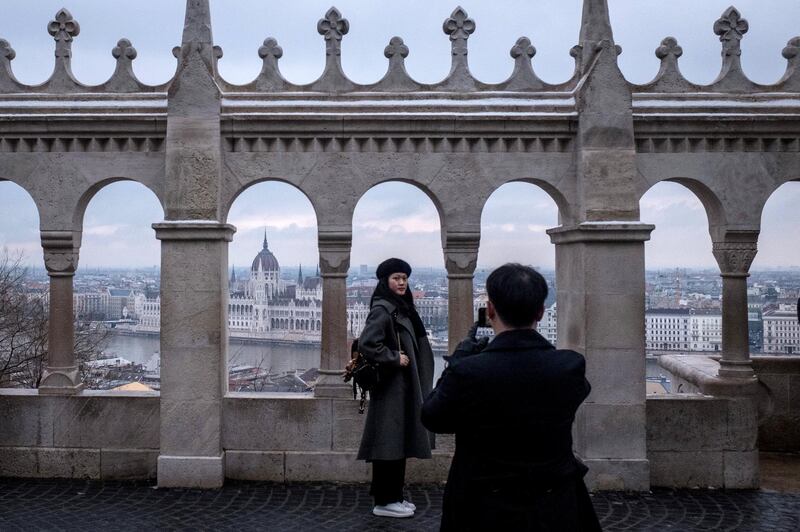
[477,307,488,328]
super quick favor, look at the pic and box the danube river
[102,332,448,378]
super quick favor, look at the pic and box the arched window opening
[77,181,163,391]
[227,181,319,393]
[0,181,46,389]
[352,181,445,377]
[752,182,800,355]
[640,181,716,393]
[477,182,558,348]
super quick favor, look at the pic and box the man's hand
[399,351,410,367]
[451,322,489,359]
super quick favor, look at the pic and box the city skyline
[0,1,799,269]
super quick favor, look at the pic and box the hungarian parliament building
[134,234,371,344]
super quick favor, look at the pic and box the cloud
[84,224,124,237]
[231,214,317,231]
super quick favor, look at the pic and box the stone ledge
[659,354,759,396]
[224,450,452,483]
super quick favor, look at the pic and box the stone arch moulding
[638,177,727,239]
[72,177,165,233]
[221,177,321,228]
[353,178,450,251]
[495,177,573,227]
[751,176,800,229]
[0,177,43,231]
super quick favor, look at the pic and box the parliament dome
[251,232,280,272]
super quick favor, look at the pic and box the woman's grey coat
[356,297,434,461]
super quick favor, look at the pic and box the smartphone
[477,307,489,328]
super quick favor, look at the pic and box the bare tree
[0,248,107,388]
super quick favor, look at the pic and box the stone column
[154,222,235,488]
[315,230,352,398]
[38,230,83,394]
[444,232,480,353]
[548,222,654,491]
[712,235,758,379]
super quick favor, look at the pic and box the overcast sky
[0,1,798,270]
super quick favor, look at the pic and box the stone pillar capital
[318,230,352,278]
[547,222,655,245]
[152,221,236,242]
[444,231,480,278]
[712,239,758,276]
[41,230,80,276]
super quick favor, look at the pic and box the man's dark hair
[486,263,548,328]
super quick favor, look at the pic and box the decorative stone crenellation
[634,136,800,154]
[223,136,575,154]
[0,137,165,153]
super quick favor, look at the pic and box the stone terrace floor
[1,477,799,531]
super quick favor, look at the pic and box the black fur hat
[375,257,412,279]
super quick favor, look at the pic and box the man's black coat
[421,328,601,531]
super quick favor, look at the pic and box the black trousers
[370,459,406,505]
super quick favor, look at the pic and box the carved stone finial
[317,7,349,57]
[104,38,142,92]
[255,38,288,91]
[647,36,692,91]
[783,36,800,60]
[48,8,80,58]
[714,6,749,57]
[311,7,355,91]
[655,36,682,60]
[374,36,418,91]
[45,8,83,90]
[510,37,536,60]
[0,38,20,92]
[112,38,137,61]
[443,6,475,56]
[259,37,283,60]
[0,39,16,61]
[384,36,409,60]
[503,37,545,90]
[778,36,800,90]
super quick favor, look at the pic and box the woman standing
[357,258,434,518]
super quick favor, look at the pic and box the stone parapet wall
[646,395,758,489]
[0,389,758,489]
[752,356,800,452]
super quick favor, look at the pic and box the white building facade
[646,308,722,352]
[763,305,799,354]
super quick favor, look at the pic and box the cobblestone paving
[0,479,798,531]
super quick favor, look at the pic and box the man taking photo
[421,263,601,531]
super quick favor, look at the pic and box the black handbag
[344,340,380,413]
[343,311,401,414]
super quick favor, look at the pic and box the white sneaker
[373,502,414,518]
[401,500,416,511]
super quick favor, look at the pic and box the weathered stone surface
[723,450,759,488]
[649,451,723,488]
[100,449,158,480]
[647,395,727,451]
[222,396,331,451]
[0,447,100,479]
[285,452,370,482]
[225,450,285,481]
[158,454,224,488]
[583,458,650,491]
